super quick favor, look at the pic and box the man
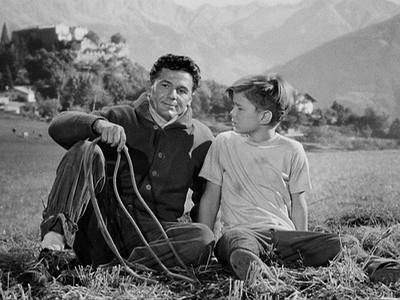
[40,54,215,269]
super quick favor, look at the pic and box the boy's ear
[259,110,272,125]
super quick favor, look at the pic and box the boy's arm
[291,192,308,231]
[198,181,222,231]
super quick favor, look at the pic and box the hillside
[1,0,399,83]
[269,13,400,118]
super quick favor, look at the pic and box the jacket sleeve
[189,122,214,222]
[48,111,106,149]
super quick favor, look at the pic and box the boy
[198,74,341,280]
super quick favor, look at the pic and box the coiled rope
[83,137,195,282]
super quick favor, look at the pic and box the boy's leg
[215,227,269,280]
[127,222,215,269]
[271,230,341,267]
[40,141,106,250]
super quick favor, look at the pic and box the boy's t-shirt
[199,130,311,232]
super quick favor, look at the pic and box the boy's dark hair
[226,74,293,126]
[150,54,201,91]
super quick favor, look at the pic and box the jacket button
[151,170,158,177]
[153,125,158,130]
[157,152,163,158]
[145,184,152,190]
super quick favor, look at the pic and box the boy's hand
[93,119,127,152]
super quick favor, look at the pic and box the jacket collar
[134,97,194,131]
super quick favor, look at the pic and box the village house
[13,86,36,103]
[11,24,89,67]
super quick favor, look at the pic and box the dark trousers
[40,141,214,267]
[216,227,341,269]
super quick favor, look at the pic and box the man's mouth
[162,102,176,108]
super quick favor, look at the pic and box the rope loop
[83,137,195,282]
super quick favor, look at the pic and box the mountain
[269,13,400,118]
[0,0,399,84]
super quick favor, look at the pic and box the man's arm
[198,181,222,231]
[48,111,104,149]
[291,192,308,231]
[49,111,126,151]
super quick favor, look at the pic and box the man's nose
[168,88,178,99]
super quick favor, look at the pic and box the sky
[174,0,303,8]
[174,0,400,8]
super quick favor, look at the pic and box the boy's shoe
[229,249,264,281]
[365,258,400,285]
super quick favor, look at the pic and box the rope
[83,137,195,282]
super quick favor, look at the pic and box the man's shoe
[366,258,400,285]
[229,249,265,281]
[18,249,77,286]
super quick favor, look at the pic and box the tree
[203,80,229,121]
[362,108,388,138]
[388,118,400,139]
[37,98,58,119]
[110,33,126,44]
[25,49,76,100]
[192,82,212,117]
[331,101,351,126]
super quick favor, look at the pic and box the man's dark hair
[226,74,293,126]
[150,54,201,91]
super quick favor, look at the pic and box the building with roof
[13,86,36,103]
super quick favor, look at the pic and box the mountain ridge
[269,13,400,118]
[0,0,399,84]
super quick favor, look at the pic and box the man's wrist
[91,118,104,135]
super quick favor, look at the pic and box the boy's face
[150,68,194,121]
[230,92,266,134]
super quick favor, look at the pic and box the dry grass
[1,113,400,298]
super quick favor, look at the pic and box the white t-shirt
[199,131,311,232]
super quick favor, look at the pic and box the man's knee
[191,223,215,247]
[325,233,342,257]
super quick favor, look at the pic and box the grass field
[1,112,400,299]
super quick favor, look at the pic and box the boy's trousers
[40,141,214,268]
[215,227,341,268]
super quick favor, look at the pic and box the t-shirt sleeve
[199,134,224,186]
[288,143,312,194]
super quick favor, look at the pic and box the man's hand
[93,119,127,152]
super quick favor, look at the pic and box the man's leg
[40,141,105,251]
[127,222,215,269]
[271,230,341,267]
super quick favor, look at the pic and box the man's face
[230,92,264,134]
[150,68,194,121]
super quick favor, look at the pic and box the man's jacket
[48,101,214,223]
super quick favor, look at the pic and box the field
[1,112,400,299]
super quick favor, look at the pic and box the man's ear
[260,110,272,125]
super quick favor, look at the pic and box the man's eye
[161,82,169,88]
[178,88,188,95]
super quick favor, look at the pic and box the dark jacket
[48,101,213,223]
